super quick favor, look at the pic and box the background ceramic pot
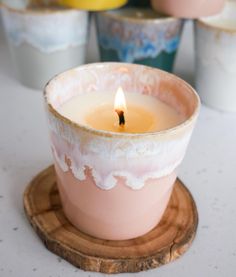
[95,8,184,73]
[126,0,150,7]
[151,0,225,18]
[58,0,127,10]
[45,63,200,240]
[195,1,236,112]
[0,0,89,90]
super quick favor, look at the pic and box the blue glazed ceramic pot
[95,8,184,72]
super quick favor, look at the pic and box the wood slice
[24,165,198,274]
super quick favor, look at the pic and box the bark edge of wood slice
[23,165,198,274]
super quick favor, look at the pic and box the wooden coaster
[24,165,198,274]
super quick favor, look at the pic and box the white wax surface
[58,91,184,133]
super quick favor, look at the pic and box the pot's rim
[196,18,236,34]
[97,7,181,24]
[44,62,200,139]
[0,2,78,15]
[196,1,236,34]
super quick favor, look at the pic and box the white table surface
[0,18,236,277]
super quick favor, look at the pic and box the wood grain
[24,165,198,274]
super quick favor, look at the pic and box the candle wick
[115,109,125,126]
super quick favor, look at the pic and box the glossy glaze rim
[44,62,200,139]
[97,7,180,24]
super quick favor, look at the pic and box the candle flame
[114,87,127,112]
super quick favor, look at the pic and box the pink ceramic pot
[44,63,200,240]
[151,0,225,18]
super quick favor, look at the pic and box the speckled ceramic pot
[0,0,89,90]
[195,1,236,112]
[151,0,225,18]
[45,63,200,240]
[95,8,184,73]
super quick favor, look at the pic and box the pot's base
[24,165,198,274]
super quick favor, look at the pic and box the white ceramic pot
[195,1,236,112]
[0,1,89,90]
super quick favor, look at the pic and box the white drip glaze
[1,7,88,53]
[50,127,193,190]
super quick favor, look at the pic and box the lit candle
[58,87,184,133]
[45,63,200,240]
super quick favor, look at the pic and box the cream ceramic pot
[45,63,200,240]
[195,1,236,112]
[151,0,225,18]
[0,0,89,90]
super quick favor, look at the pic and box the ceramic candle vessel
[195,1,236,112]
[95,8,184,73]
[45,63,200,240]
[151,0,225,18]
[0,0,89,90]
